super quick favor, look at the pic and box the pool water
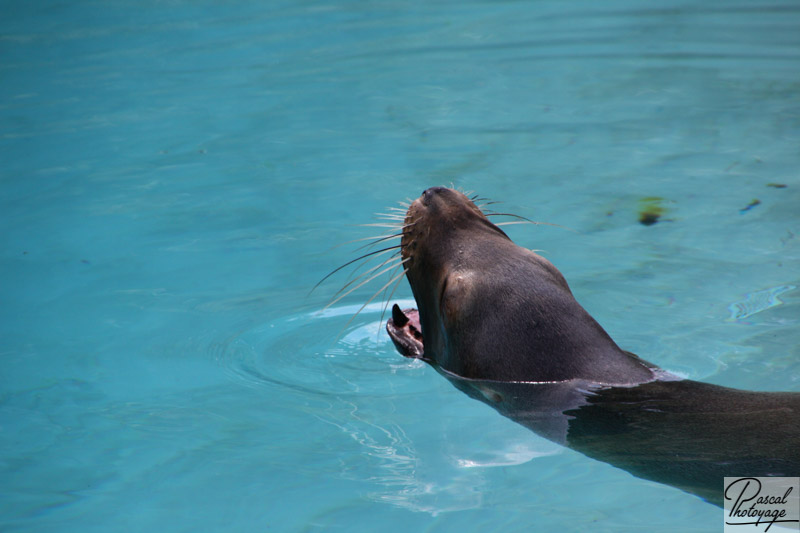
[2,1,799,531]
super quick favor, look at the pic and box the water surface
[2,1,799,532]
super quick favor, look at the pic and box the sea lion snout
[421,186,449,205]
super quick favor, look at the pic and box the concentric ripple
[213,299,432,397]
[210,298,562,515]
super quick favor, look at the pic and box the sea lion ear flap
[439,272,476,325]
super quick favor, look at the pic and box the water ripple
[727,284,796,321]
[212,300,431,397]
[210,299,562,515]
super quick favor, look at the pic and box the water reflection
[443,369,800,507]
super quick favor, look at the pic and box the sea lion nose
[421,186,448,205]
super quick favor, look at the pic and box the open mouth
[386,304,424,359]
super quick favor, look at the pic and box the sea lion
[385,186,800,507]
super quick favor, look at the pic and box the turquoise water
[2,1,799,531]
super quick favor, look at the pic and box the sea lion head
[388,187,654,384]
[399,187,514,360]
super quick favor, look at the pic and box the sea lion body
[395,186,653,383]
[385,186,800,506]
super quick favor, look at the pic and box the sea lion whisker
[337,264,410,339]
[483,212,576,232]
[357,223,408,229]
[309,245,402,295]
[351,232,403,252]
[355,222,415,235]
[484,212,537,222]
[338,250,403,291]
[494,220,576,232]
[375,210,405,216]
[326,257,411,311]
[326,232,402,251]
[329,254,405,302]
[376,263,409,339]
